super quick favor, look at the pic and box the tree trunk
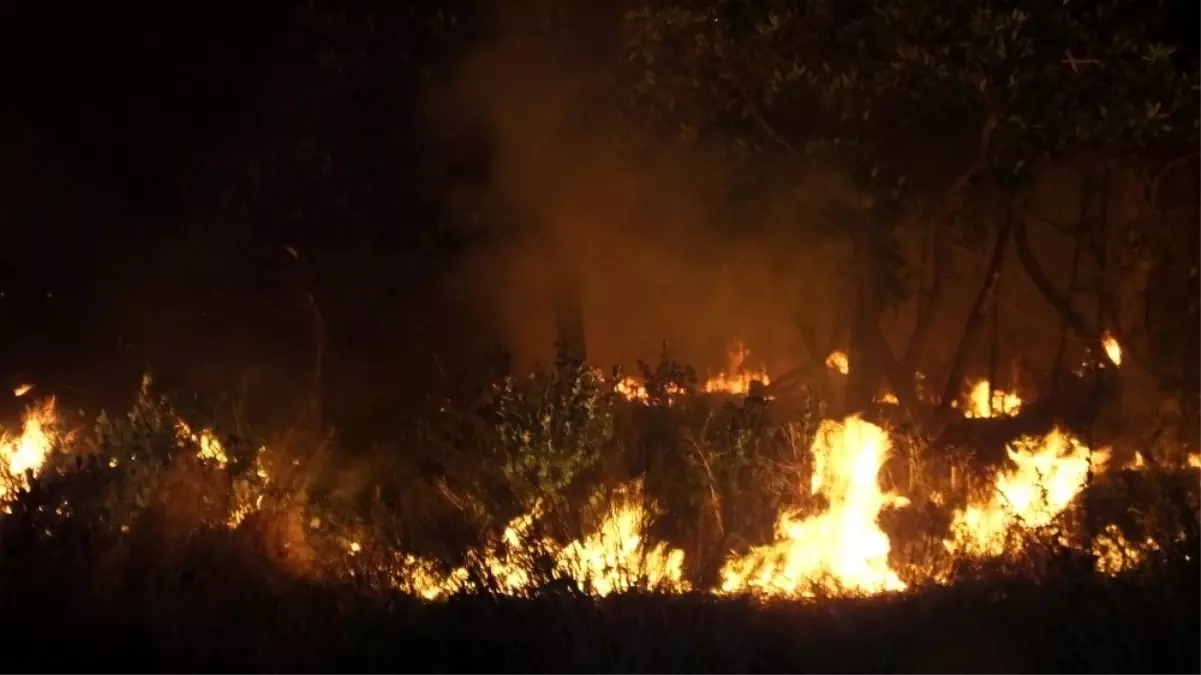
[551,249,588,363]
[1180,203,1200,449]
[844,229,886,414]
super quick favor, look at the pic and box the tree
[618,0,1198,447]
[170,1,481,432]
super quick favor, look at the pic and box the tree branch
[940,112,999,207]
[1148,151,1201,213]
[729,79,873,217]
[903,112,998,373]
[938,206,1016,414]
[903,213,948,371]
[1012,214,1098,344]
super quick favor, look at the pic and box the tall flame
[719,416,908,597]
[0,398,61,496]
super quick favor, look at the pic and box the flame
[615,377,649,402]
[702,342,770,395]
[963,380,1022,418]
[400,483,687,600]
[614,341,768,402]
[176,420,230,467]
[947,427,1110,557]
[1101,331,1122,366]
[558,488,689,596]
[0,372,1178,599]
[12,383,33,397]
[825,350,850,375]
[719,416,908,597]
[1092,524,1153,575]
[0,398,61,496]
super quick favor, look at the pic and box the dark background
[0,0,1195,442]
[0,1,304,394]
[0,1,492,438]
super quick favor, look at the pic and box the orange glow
[719,416,908,597]
[1101,331,1122,366]
[825,350,850,375]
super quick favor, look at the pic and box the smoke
[421,3,845,377]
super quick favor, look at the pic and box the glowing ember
[1101,331,1122,366]
[12,384,33,398]
[1092,524,1153,575]
[176,420,229,467]
[825,350,850,375]
[719,416,908,597]
[615,377,649,402]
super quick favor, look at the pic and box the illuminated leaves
[622,0,1197,196]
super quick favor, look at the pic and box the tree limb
[1012,214,1098,344]
[903,112,998,373]
[938,207,1015,414]
[941,112,999,208]
[903,213,948,371]
[1148,151,1201,214]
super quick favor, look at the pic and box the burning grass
[0,348,1196,670]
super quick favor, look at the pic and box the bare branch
[1148,151,1201,213]
[1012,214,1099,344]
[938,207,1016,414]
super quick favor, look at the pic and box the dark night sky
[0,2,320,412]
[0,2,304,230]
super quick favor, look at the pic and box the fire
[558,487,689,596]
[825,350,850,375]
[702,342,770,395]
[1101,331,1122,366]
[176,420,229,467]
[719,416,909,597]
[613,341,769,402]
[948,380,1124,560]
[12,383,33,397]
[400,483,687,599]
[962,380,1022,418]
[1092,524,1153,575]
[615,377,650,402]
[0,371,1179,600]
[0,397,61,496]
[946,427,1110,558]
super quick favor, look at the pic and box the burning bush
[0,346,1195,670]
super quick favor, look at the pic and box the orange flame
[1101,331,1122,366]
[0,398,61,496]
[719,416,908,597]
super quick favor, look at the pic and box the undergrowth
[0,347,1196,672]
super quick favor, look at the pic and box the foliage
[0,350,1197,670]
[623,0,1197,191]
[485,341,619,508]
